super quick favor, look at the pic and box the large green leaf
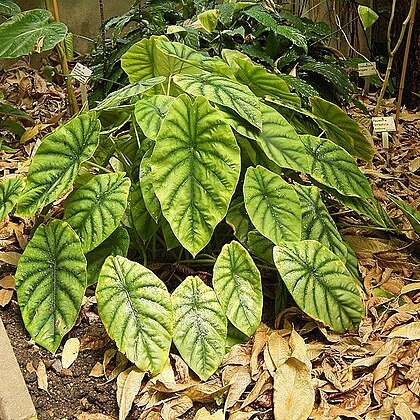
[273,240,363,332]
[243,166,301,245]
[15,220,86,353]
[85,227,130,286]
[155,39,206,65]
[134,95,175,140]
[301,135,374,200]
[128,183,159,243]
[96,256,172,374]
[253,103,309,172]
[358,5,378,30]
[140,148,161,223]
[172,276,227,380]
[121,35,198,88]
[173,73,262,129]
[213,241,262,336]
[63,173,131,253]
[389,195,420,234]
[0,0,20,18]
[226,198,252,244]
[0,177,24,222]
[310,97,374,162]
[222,49,300,105]
[16,111,101,216]
[198,9,219,32]
[244,6,307,52]
[151,95,240,256]
[0,10,67,58]
[294,184,348,264]
[94,77,166,110]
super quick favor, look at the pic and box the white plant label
[71,63,92,84]
[358,62,377,77]
[372,116,396,133]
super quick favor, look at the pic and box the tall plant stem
[45,0,79,116]
[374,0,416,116]
[395,0,417,126]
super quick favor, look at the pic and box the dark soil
[1,300,124,420]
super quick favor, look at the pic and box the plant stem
[395,0,417,127]
[45,0,79,116]
[374,0,416,116]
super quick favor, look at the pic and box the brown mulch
[1,61,420,419]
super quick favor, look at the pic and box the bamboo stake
[374,0,416,116]
[45,0,79,116]
[395,0,417,127]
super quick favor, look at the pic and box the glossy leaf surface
[173,73,262,129]
[243,166,301,245]
[172,276,227,380]
[0,177,24,221]
[64,173,131,253]
[0,9,67,58]
[213,241,262,336]
[274,240,363,332]
[96,256,172,374]
[17,111,100,216]
[151,94,240,256]
[15,220,86,352]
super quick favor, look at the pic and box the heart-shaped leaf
[134,95,175,140]
[64,173,131,253]
[172,276,227,380]
[273,240,363,332]
[121,35,198,89]
[213,241,262,336]
[96,256,173,374]
[310,96,374,162]
[301,134,374,200]
[94,76,166,110]
[16,111,101,216]
[86,227,130,286]
[15,220,87,352]
[198,9,219,32]
[173,73,262,129]
[243,166,301,245]
[0,177,24,222]
[0,9,67,58]
[294,184,348,264]
[151,94,240,256]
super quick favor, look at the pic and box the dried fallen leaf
[62,337,80,369]
[395,400,416,420]
[89,362,105,378]
[389,322,420,340]
[0,275,15,289]
[26,361,36,374]
[117,367,145,420]
[0,251,21,266]
[273,357,314,420]
[36,360,48,392]
[240,370,271,409]
[77,413,115,420]
[193,408,224,419]
[365,396,394,420]
[223,365,252,410]
[0,288,13,306]
[161,395,193,420]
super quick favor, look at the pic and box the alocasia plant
[1,35,386,380]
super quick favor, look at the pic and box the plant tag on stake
[358,62,377,77]
[372,116,396,150]
[71,62,92,85]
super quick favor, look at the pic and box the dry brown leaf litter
[1,62,420,419]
